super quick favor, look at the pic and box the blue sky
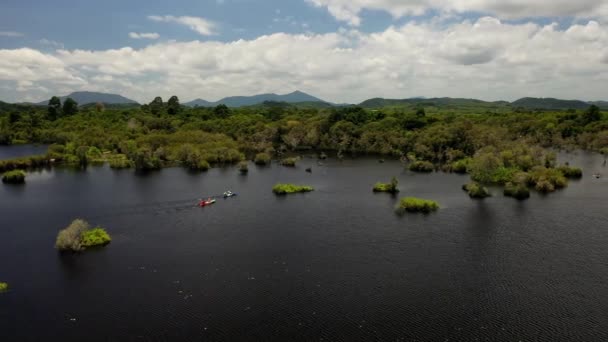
[1,0,341,49]
[1,0,607,103]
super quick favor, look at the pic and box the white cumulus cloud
[1,18,608,103]
[129,32,160,40]
[307,0,608,26]
[148,15,216,36]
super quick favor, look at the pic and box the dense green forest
[1,95,606,194]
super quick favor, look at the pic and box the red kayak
[198,199,216,207]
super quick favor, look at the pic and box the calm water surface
[1,152,607,341]
[0,144,48,159]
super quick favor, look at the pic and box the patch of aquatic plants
[409,160,434,173]
[254,153,271,165]
[272,183,314,195]
[504,182,530,200]
[557,165,583,178]
[396,197,439,214]
[0,282,8,292]
[0,155,51,172]
[280,157,300,167]
[55,219,111,252]
[238,161,249,174]
[373,177,399,193]
[462,182,491,198]
[2,169,25,184]
[81,228,112,248]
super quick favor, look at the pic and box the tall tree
[62,98,78,116]
[213,104,230,118]
[582,104,601,124]
[48,96,62,120]
[167,96,180,115]
[150,96,164,116]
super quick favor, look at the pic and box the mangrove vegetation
[273,184,314,195]
[55,219,111,252]
[396,197,440,214]
[0,96,604,197]
[373,177,399,193]
[2,170,26,184]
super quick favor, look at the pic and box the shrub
[373,177,399,193]
[396,197,439,214]
[535,179,555,193]
[55,219,111,252]
[450,158,470,174]
[409,160,434,173]
[272,183,314,195]
[462,182,491,198]
[2,170,26,184]
[81,228,111,247]
[504,182,530,200]
[557,165,583,178]
[108,155,133,169]
[0,155,50,172]
[280,157,299,167]
[254,152,271,165]
[238,161,248,174]
[528,166,567,191]
[55,219,89,252]
[0,282,7,292]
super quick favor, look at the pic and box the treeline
[0,96,606,176]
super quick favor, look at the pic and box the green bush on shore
[373,177,399,193]
[528,166,567,192]
[254,153,271,165]
[55,219,111,252]
[504,182,530,199]
[0,155,51,173]
[2,170,26,184]
[108,154,133,169]
[409,160,434,173]
[396,197,439,214]
[450,158,471,174]
[462,182,491,198]
[272,183,314,195]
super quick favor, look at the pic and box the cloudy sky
[1,0,608,104]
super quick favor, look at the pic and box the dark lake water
[0,144,48,160]
[1,152,607,341]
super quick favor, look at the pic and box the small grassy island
[2,170,26,184]
[254,153,271,166]
[272,183,314,195]
[558,165,583,178]
[373,177,399,194]
[280,157,299,167]
[0,282,8,292]
[462,182,491,198]
[55,219,111,252]
[238,161,249,174]
[397,197,439,214]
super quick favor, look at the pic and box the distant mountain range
[184,91,327,107]
[22,91,607,110]
[511,97,607,110]
[35,91,139,106]
[358,97,607,110]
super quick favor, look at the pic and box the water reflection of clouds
[26,168,55,181]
